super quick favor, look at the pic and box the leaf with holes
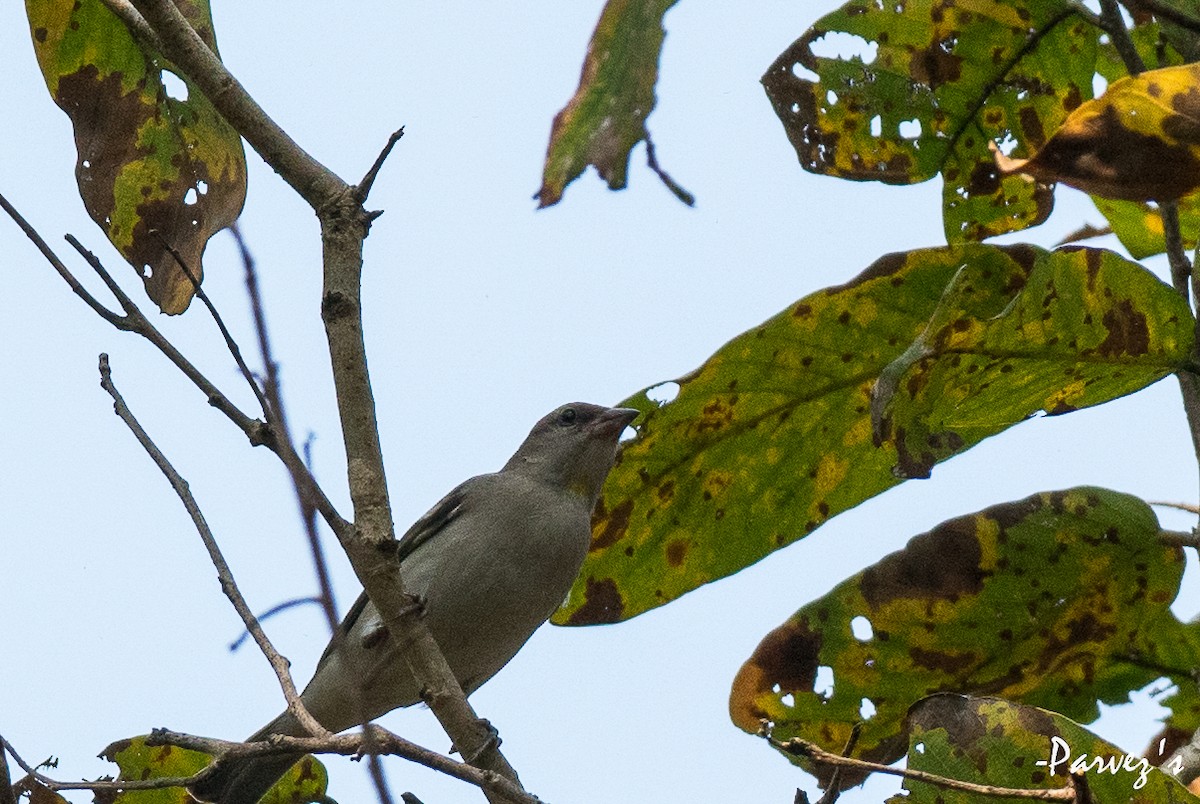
[762,0,1096,241]
[554,244,1191,625]
[728,488,1200,790]
[25,0,246,314]
[536,0,691,207]
[873,247,1193,478]
[995,62,1200,201]
[100,735,327,804]
[891,695,1200,803]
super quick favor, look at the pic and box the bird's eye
[558,407,578,426]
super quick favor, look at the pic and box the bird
[190,402,639,804]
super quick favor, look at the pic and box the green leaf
[100,735,327,804]
[1093,193,1200,260]
[892,695,1199,803]
[24,0,247,314]
[536,0,691,207]
[555,245,1192,625]
[875,247,1194,478]
[728,489,1200,788]
[761,0,1096,241]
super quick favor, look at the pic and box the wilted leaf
[762,0,1095,241]
[994,63,1200,201]
[893,695,1199,803]
[100,735,326,804]
[537,0,692,207]
[874,247,1193,478]
[555,245,1191,625]
[25,0,247,314]
[728,488,1200,789]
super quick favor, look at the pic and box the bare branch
[116,1,528,795]
[232,226,340,630]
[97,353,330,740]
[153,229,273,418]
[0,740,16,804]
[150,728,541,804]
[0,190,125,327]
[354,127,406,205]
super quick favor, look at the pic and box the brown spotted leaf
[555,245,1191,625]
[728,488,1200,790]
[873,246,1193,478]
[537,0,692,207]
[763,0,1096,241]
[892,695,1200,803]
[25,0,247,314]
[100,735,327,804]
[995,62,1200,201]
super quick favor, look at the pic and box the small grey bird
[192,402,638,804]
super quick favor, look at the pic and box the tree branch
[97,354,330,740]
[123,0,527,796]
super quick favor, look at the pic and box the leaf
[892,695,1199,803]
[1092,192,1200,259]
[728,489,1200,789]
[762,0,1096,241]
[536,0,692,207]
[994,63,1200,201]
[874,246,1194,478]
[99,735,327,804]
[554,245,1191,625]
[25,0,247,314]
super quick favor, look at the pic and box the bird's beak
[594,406,640,437]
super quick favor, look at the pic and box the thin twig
[152,230,273,417]
[150,728,541,804]
[0,190,125,327]
[2,735,215,794]
[1160,530,1200,549]
[96,0,163,52]
[1124,0,1200,34]
[97,353,330,740]
[1151,501,1200,515]
[815,724,861,804]
[1099,0,1147,74]
[229,596,324,651]
[644,137,695,206]
[0,740,16,804]
[354,127,406,204]
[232,226,339,631]
[767,733,1077,801]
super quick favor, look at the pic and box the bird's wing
[312,476,484,668]
[395,476,479,564]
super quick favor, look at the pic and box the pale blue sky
[1,3,1195,802]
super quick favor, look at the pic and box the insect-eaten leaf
[892,695,1199,803]
[762,0,1095,241]
[25,0,247,314]
[729,488,1200,791]
[99,734,327,804]
[995,63,1200,202]
[554,244,1189,626]
[536,0,691,207]
[872,246,1193,478]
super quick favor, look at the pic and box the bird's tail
[189,710,306,804]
